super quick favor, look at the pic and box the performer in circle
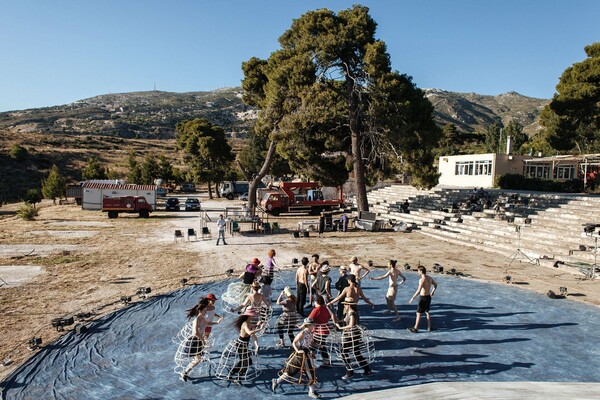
[275,287,300,348]
[333,297,373,381]
[174,297,211,382]
[271,317,322,398]
[221,258,262,313]
[215,308,265,384]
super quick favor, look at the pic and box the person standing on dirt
[408,265,438,333]
[318,212,325,238]
[295,257,310,317]
[216,214,227,245]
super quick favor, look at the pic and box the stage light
[403,263,411,271]
[75,324,88,334]
[433,263,444,273]
[121,296,132,305]
[504,275,512,284]
[292,258,299,265]
[75,312,92,321]
[27,337,42,351]
[226,268,234,276]
[448,268,457,275]
[368,260,374,267]
[559,286,568,296]
[2,357,13,366]
[180,278,188,286]
[136,287,151,299]
[51,317,74,331]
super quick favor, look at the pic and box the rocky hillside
[0,87,547,139]
[425,89,548,135]
[0,88,256,139]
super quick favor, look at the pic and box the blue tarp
[2,270,600,399]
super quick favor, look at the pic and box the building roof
[82,183,157,190]
[524,153,600,164]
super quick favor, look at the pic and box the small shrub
[497,174,584,193]
[17,202,39,220]
[10,144,28,161]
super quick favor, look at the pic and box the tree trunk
[207,182,213,199]
[248,139,277,216]
[347,81,369,212]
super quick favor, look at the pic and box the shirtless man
[327,274,374,324]
[348,256,370,286]
[369,260,406,321]
[308,254,321,306]
[295,257,310,317]
[408,266,438,333]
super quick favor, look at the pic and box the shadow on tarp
[3,271,600,400]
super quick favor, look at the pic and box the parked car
[180,183,196,193]
[184,198,201,211]
[239,192,249,201]
[165,197,180,211]
[156,187,167,197]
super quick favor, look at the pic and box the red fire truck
[259,182,344,216]
[102,196,153,219]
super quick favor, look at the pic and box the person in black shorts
[408,266,437,333]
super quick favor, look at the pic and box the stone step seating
[363,184,600,267]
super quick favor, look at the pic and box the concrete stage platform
[2,270,600,399]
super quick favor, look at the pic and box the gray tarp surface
[2,270,600,399]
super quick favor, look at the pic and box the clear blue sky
[1,0,599,112]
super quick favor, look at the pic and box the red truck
[102,196,153,219]
[259,181,345,216]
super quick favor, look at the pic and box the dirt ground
[1,196,599,382]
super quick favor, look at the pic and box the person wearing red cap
[204,294,223,338]
[178,297,210,382]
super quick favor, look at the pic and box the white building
[82,183,157,210]
[438,153,531,188]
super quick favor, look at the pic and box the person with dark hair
[307,295,332,367]
[272,318,321,398]
[203,293,223,338]
[333,297,373,380]
[295,257,310,317]
[408,265,438,333]
[318,211,325,238]
[177,297,211,382]
[327,274,374,317]
[216,214,228,245]
[334,266,350,320]
[222,309,264,383]
[275,287,300,348]
[370,260,406,321]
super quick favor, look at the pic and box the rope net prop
[214,338,261,382]
[278,349,317,386]
[334,325,375,371]
[221,282,251,314]
[172,321,215,376]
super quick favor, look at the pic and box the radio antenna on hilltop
[153,82,156,91]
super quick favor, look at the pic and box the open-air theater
[2,183,600,399]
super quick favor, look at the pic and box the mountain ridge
[0,87,548,139]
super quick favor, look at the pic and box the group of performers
[174,249,438,398]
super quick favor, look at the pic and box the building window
[475,160,492,176]
[456,160,491,176]
[556,166,574,179]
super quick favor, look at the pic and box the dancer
[334,266,350,320]
[296,257,310,317]
[275,287,300,348]
[307,295,332,367]
[271,318,322,399]
[221,258,262,312]
[312,263,332,301]
[408,265,438,333]
[327,274,374,324]
[263,249,280,285]
[177,297,210,382]
[333,297,373,380]
[369,260,406,320]
[348,256,370,285]
[308,254,320,306]
[238,281,269,312]
[218,309,264,384]
[203,293,223,338]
